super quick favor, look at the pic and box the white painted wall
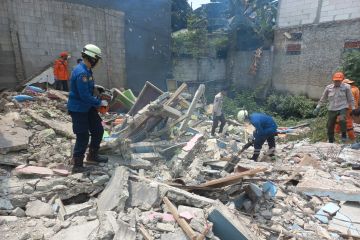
[278,0,360,28]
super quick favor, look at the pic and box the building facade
[273,0,360,98]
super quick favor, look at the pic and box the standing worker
[211,88,227,136]
[67,44,108,173]
[54,51,70,91]
[335,79,360,140]
[242,111,278,161]
[313,72,355,143]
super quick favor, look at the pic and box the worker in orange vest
[335,79,360,140]
[53,51,70,91]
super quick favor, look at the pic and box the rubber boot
[86,148,108,164]
[250,153,260,161]
[71,156,86,173]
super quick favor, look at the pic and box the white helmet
[82,44,102,60]
[237,110,249,123]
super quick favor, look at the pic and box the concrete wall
[63,0,172,93]
[230,50,273,90]
[0,0,126,89]
[173,58,226,83]
[172,50,272,96]
[278,0,360,28]
[272,19,360,98]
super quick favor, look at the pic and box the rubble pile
[0,83,360,240]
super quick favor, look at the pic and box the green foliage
[223,90,316,120]
[171,15,208,58]
[341,51,360,86]
[171,0,192,32]
[266,93,316,119]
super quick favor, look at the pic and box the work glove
[100,100,108,107]
[313,106,320,116]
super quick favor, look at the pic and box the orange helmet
[343,79,354,84]
[332,72,345,81]
[60,51,69,57]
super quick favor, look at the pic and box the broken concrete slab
[114,219,136,240]
[0,126,31,154]
[329,202,360,238]
[178,205,205,222]
[160,229,188,240]
[0,197,14,210]
[97,166,129,212]
[50,219,99,240]
[64,202,92,219]
[208,201,258,240]
[126,180,160,210]
[182,133,203,152]
[130,141,173,153]
[0,153,27,166]
[131,152,162,161]
[25,110,74,139]
[14,165,54,176]
[297,170,360,201]
[25,200,54,218]
[337,147,360,164]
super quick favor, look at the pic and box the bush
[342,51,360,86]
[223,89,317,121]
[265,93,316,119]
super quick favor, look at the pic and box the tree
[171,0,192,32]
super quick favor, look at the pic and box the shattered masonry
[1,83,360,240]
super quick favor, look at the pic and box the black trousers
[55,80,69,92]
[69,108,104,158]
[211,114,226,135]
[252,134,276,160]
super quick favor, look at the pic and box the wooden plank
[138,224,154,240]
[161,105,182,119]
[165,83,187,106]
[198,167,267,188]
[179,84,205,132]
[163,197,198,240]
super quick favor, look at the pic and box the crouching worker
[67,44,108,173]
[243,111,278,161]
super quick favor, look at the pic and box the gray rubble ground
[1,89,360,240]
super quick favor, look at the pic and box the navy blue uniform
[67,63,103,158]
[249,113,278,160]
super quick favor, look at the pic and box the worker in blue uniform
[67,44,108,172]
[242,111,278,161]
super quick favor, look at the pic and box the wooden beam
[165,83,187,106]
[197,167,267,188]
[138,224,154,240]
[163,197,198,240]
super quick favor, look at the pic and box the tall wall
[278,0,360,28]
[172,50,273,96]
[64,0,172,93]
[274,0,360,98]
[0,0,126,89]
[230,50,273,90]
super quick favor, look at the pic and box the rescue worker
[313,72,355,143]
[67,44,108,172]
[242,111,278,161]
[211,88,227,136]
[335,79,360,140]
[53,51,70,91]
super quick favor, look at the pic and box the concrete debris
[1,83,360,240]
[25,200,54,218]
[97,167,129,212]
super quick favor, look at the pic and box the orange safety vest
[53,59,69,81]
[351,85,360,109]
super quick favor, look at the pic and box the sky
[189,0,211,9]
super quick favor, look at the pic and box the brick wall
[278,0,360,28]
[272,19,360,99]
[1,0,126,89]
